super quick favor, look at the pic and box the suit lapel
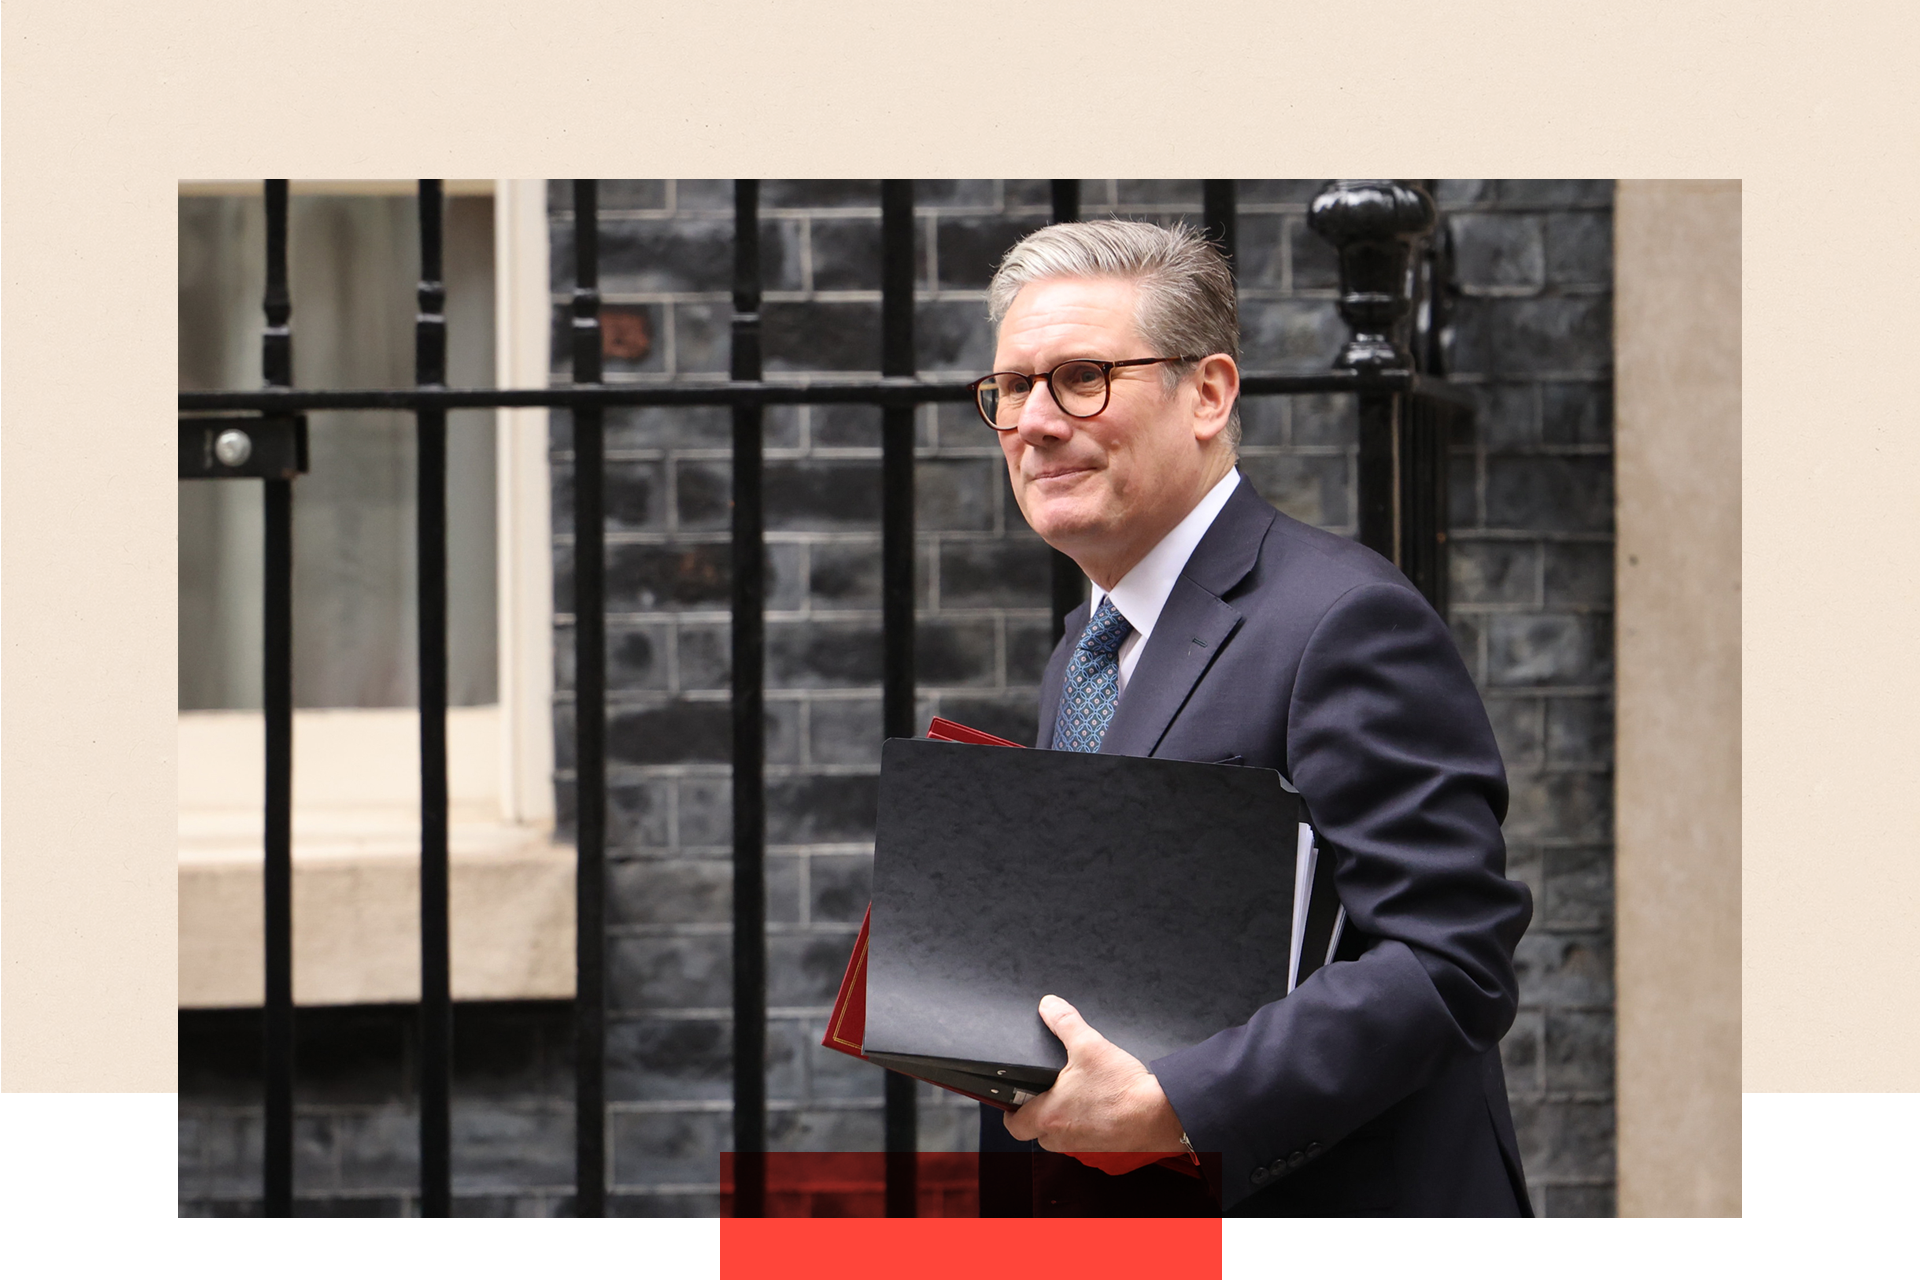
[1099,480,1277,758]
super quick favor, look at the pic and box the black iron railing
[178,178,1466,1217]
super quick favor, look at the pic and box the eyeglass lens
[977,360,1110,428]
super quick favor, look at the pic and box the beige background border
[3,0,1913,1168]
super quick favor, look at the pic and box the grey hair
[986,219,1240,449]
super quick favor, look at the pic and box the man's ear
[1190,353,1239,445]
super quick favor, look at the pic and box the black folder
[861,737,1315,1093]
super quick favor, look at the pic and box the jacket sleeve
[1148,580,1532,1209]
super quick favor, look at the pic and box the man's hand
[1002,995,1188,1175]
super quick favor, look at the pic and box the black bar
[731,179,768,1220]
[571,180,610,1219]
[1356,392,1399,565]
[178,414,308,480]
[413,180,453,1219]
[1049,180,1080,225]
[259,178,295,1219]
[1202,180,1237,274]
[1046,183,1086,643]
[179,370,1458,414]
[879,179,919,1217]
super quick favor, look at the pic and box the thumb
[1038,994,1107,1058]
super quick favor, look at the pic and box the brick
[1545,1009,1615,1092]
[1236,395,1287,447]
[1498,180,1613,208]
[1487,613,1610,686]
[672,301,732,375]
[769,930,864,1005]
[679,777,733,847]
[918,617,998,687]
[809,699,883,767]
[1470,382,1539,450]
[769,1107,886,1153]
[1485,456,1613,532]
[1482,694,1545,769]
[451,1003,573,1100]
[767,699,802,766]
[1239,452,1349,528]
[610,1109,727,1185]
[1513,930,1614,1007]
[763,180,882,209]
[1540,1182,1615,1217]
[1006,619,1059,686]
[807,1018,887,1100]
[1544,846,1613,929]
[674,458,731,531]
[767,774,879,844]
[676,623,729,692]
[553,217,733,294]
[811,216,882,290]
[1541,379,1612,446]
[608,700,732,765]
[1287,216,1341,290]
[916,180,998,210]
[769,620,881,688]
[917,458,997,533]
[809,853,873,924]
[451,1104,573,1190]
[767,1017,811,1100]
[811,402,882,448]
[1240,297,1347,368]
[1451,295,1612,377]
[1451,213,1546,291]
[1505,769,1611,842]
[674,180,734,211]
[808,538,882,609]
[933,214,1054,291]
[332,1107,418,1189]
[611,934,731,1009]
[1509,1096,1616,1179]
[1003,179,1052,208]
[1239,180,1326,205]
[1449,459,1479,530]
[916,296,996,373]
[1235,213,1286,287]
[1546,211,1612,286]
[765,459,883,529]
[1500,1009,1544,1094]
[1290,392,1357,447]
[1449,612,1483,682]
[1450,540,1538,605]
[293,1195,407,1217]
[1547,695,1614,767]
[1506,845,1543,915]
[1434,179,1496,207]
[576,542,730,612]
[610,859,732,926]
[452,1193,568,1217]
[605,403,730,450]
[551,460,664,533]
[611,1191,721,1216]
[1542,542,1614,608]
[1115,179,1202,207]
[295,1112,337,1189]
[939,539,1052,609]
[763,299,881,372]
[606,1016,731,1101]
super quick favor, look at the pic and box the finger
[1038,994,1107,1058]
[1002,1098,1044,1143]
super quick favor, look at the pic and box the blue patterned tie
[1052,596,1134,753]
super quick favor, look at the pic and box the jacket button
[1267,1158,1287,1179]
[1250,1166,1271,1187]
[1288,1150,1307,1170]
[1306,1143,1321,1157]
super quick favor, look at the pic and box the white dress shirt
[1089,469,1242,693]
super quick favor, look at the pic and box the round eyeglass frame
[968,355,1202,431]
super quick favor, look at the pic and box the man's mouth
[1028,465,1093,484]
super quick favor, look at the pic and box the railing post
[571,179,610,1218]
[879,178,919,1217]
[259,177,296,1220]
[730,179,768,1219]
[415,178,453,1218]
[1308,179,1450,609]
[1045,181,1087,645]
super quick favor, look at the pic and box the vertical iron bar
[572,180,610,1218]
[1045,181,1086,644]
[414,179,453,1219]
[1202,179,1238,274]
[1356,392,1400,566]
[879,179,919,1217]
[730,179,768,1219]
[259,177,295,1219]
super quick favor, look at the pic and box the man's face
[993,275,1226,584]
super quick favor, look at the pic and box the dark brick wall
[177,179,1615,1218]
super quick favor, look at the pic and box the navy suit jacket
[994,476,1534,1216]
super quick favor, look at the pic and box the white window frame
[177,179,567,1008]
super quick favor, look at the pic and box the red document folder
[821,718,1200,1177]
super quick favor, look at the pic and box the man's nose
[1013,378,1075,446]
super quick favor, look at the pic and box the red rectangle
[721,1217,1222,1280]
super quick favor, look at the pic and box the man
[973,219,1534,1216]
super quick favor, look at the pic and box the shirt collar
[1091,468,1241,643]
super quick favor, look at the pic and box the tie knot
[1079,597,1132,657]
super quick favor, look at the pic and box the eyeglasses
[968,356,1201,431]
